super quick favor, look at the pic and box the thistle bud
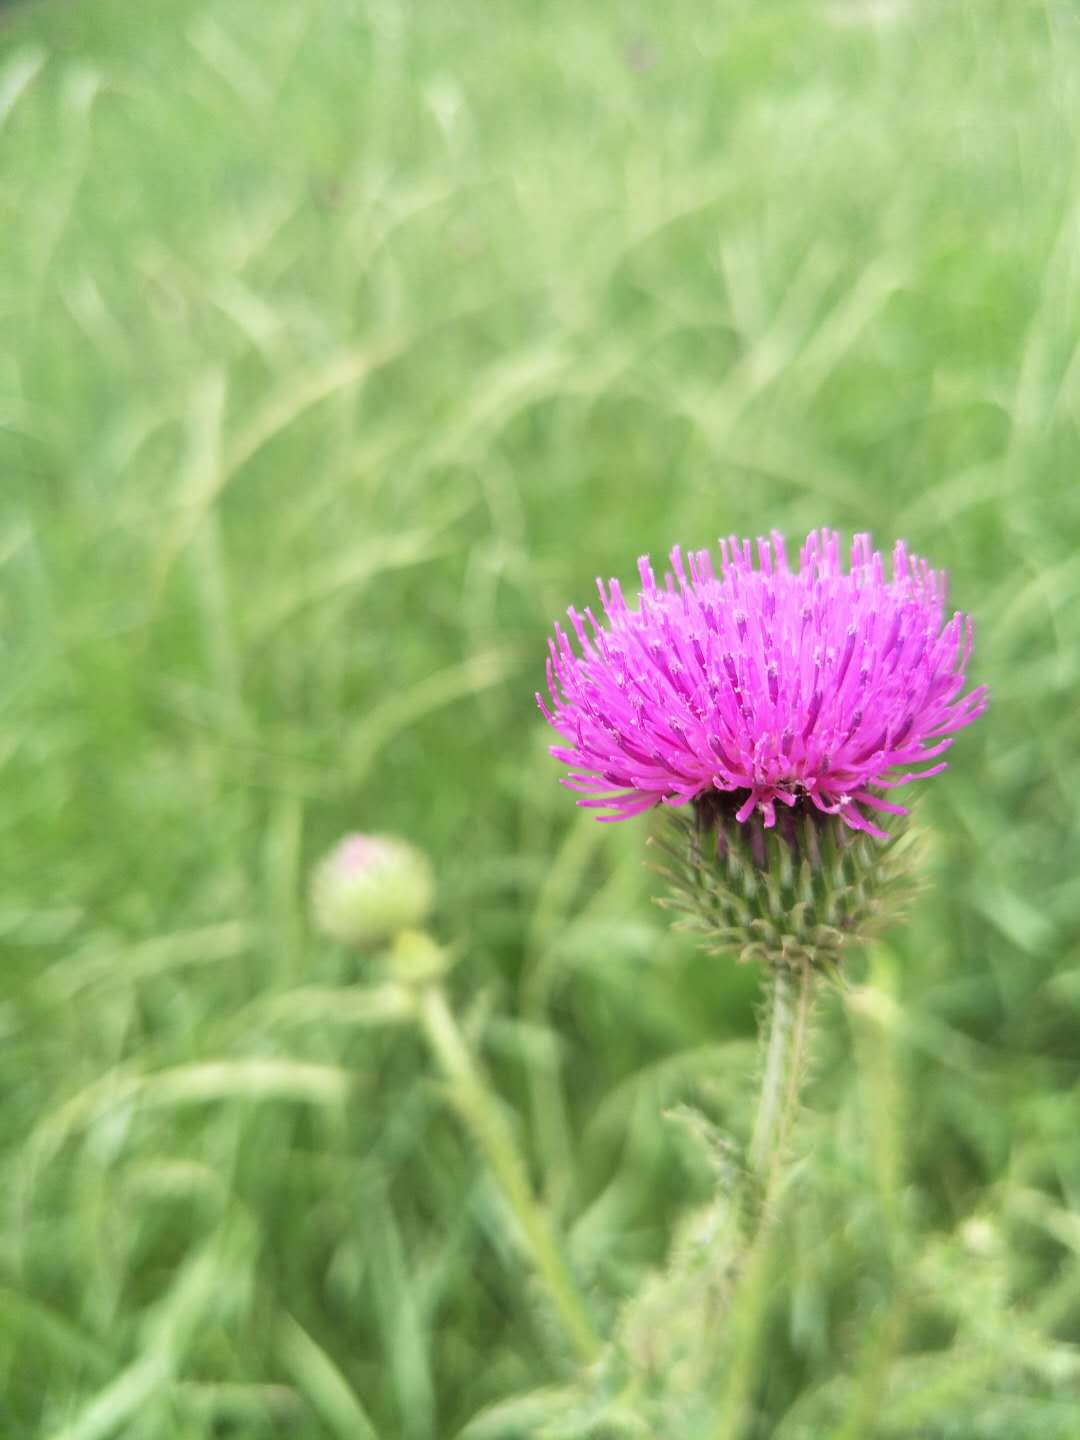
[310,834,435,947]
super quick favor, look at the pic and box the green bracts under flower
[651,792,926,974]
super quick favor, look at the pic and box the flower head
[311,833,434,946]
[538,530,986,839]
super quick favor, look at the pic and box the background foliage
[1,0,1078,1435]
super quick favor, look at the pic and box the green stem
[416,983,601,1365]
[712,960,816,1440]
[749,960,816,1211]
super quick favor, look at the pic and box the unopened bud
[311,834,434,946]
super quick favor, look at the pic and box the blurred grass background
[1,0,1079,1434]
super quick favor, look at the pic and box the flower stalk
[414,971,601,1366]
[705,963,817,1440]
[748,959,815,1199]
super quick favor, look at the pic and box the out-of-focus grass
[1,0,1078,1434]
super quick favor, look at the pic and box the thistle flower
[538,530,986,840]
[535,531,987,1369]
[311,833,434,946]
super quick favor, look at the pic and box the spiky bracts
[651,793,926,974]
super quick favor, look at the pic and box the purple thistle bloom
[537,530,987,839]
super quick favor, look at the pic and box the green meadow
[1,0,1078,1434]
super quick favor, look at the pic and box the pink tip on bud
[310,833,434,946]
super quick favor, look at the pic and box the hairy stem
[417,983,601,1365]
[712,959,816,1440]
[749,960,816,1210]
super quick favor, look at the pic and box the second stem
[417,981,601,1365]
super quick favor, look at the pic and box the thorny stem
[416,983,601,1365]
